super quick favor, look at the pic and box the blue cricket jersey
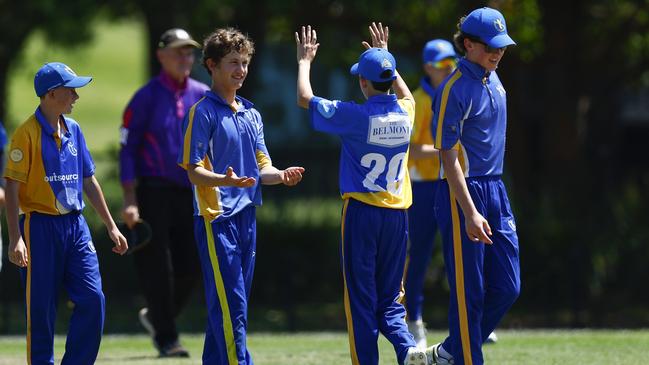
[178,91,272,222]
[309,94,414,209]
[432,58,508,177]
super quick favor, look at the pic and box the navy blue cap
[350,48,397,83]
[422,39,457,64]
[461,7,516,48]
[34,62,92,97]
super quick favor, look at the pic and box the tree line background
[1,0,649,333]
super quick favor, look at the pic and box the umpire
[119,28,208,357]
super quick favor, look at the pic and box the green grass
[6,17,147,153]
[1,330,648,364]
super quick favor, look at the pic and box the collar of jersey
[35,107,71,138]
[367,93,397,103]
[458,58,490,81]
[419,77,436,98]
[205,90,254,111]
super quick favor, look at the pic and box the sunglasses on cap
[429,58,457,69]
[467,36,507,54]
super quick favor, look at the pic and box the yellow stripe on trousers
[25,214,32,365]
[203,217,238,365]
[341,199,360,365]
[449,191,473,365]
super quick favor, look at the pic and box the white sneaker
[138,307,155,337]
[485,331,498,344]
[405,346,427,365]
[407,319,427,349]
[425,343,454,365]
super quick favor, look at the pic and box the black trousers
[134,179,200,347]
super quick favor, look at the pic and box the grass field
[6,17,146,152]
[1,330,648,364]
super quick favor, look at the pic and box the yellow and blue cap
[350,48,397,83]
[34,62,92,97]
[461,7,516,48]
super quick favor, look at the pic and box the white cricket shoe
[485,331,498,344]
[405,346,427,365]
[426,343,454,365]
[407,319,427,349]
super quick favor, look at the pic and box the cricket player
[296,23,428,365]
[5,62,128,365]
[426,7,521,365]
[178,27,304,365]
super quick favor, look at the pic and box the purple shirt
[120,72,209,187]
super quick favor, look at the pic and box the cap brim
[64,76,92,89]
[350,63,360,76]
[165,39,201,48]
[487,34,516,48]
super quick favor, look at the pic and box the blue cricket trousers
[436,177,520,365]
[341,198,416,365]
[19,212,105,365]
[194,206,256,365]
[404,180,440,320]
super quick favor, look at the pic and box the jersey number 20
[361,152,407,195]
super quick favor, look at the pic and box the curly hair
[202,28,255,75]
[452,15,470,54]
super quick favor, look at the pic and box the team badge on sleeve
[10,148,23,162]
[317,99,338,119]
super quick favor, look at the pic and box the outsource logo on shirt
[44,173,79,183]
[367,113,411,147]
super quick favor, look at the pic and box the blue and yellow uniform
[178,91,271,365]
[309,92,417,365]
[5,107,103,365]
[432,57,521,365]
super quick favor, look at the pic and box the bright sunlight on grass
[1,330,648,364]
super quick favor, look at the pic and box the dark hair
[202,28,255,75]
[370,69,394,92]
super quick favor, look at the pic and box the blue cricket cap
[461,7,516,48]
[350,48,397,83]
[34,62,92,97]
[422,39,457,64]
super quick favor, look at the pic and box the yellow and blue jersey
[4,107,95,215]
[433,58,508,177]
[309,94,414,209]
[178,91,271,222]
[408,79,441,181]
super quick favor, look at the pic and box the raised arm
[362,22,413,101]
[296,25,320,109]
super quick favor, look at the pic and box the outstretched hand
[225,166,257,188]
[296,25,320,63]
[361,22,389,50]
[281,166,305,186]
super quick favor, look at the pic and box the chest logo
[10,148,23,162]
[68,142,78,156]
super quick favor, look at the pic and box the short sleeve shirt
[178,91,271,222]
[309,94,414,209]
[4,107,95,214]
[408,79,441,181]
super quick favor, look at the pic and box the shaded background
[1,0,649,334]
